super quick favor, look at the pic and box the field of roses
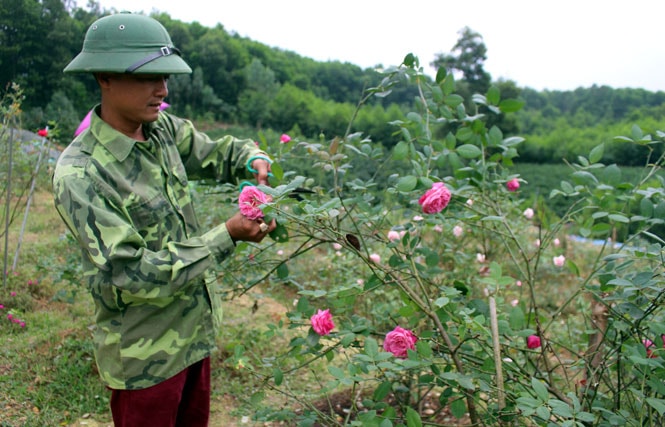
[3,56,665,426]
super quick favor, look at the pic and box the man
[53,12,275,426]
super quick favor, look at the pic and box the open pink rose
[280,134,292,144]
[418,182,451,214]
[527,335,541,349]
[383,326,417,358]
[506,178,520,192]
[238,186,270,220]
[311,309,335,336]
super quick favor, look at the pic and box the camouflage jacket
[52,106,266,389]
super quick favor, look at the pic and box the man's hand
[226,212,276,243]
[251,159,272,185]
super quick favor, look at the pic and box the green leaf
[396,175,418,192]
[487,85,500,105]
[269,221,289,242]
[509,306,525,330]
[499,98,525,112]
[328,366,345,379]
[273,367,283,385]
[608,213,630,223]
[455,127,474,142]
[456,144,482,159]
[647,397,665,415]
[589,144,604,163]
[276,263,289,280]
[532,378,549,402]
[405,407,422,427]
[374,381,392,401]
[450,398,467,419]
[392,141,409,160]
[365,337,379,357]
[416,340,432,358]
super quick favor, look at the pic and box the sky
[92,0,665,92]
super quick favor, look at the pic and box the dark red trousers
[110,357,210,427]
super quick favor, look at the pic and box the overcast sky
[92,0,665,92]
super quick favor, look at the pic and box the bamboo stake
[489,296,506,411]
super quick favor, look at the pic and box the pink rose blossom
[516,280,522,287]
[0,304,4,309]
[383,326,418,358]
[554,238,561,246]
[511,299,519,307]
[643,339,657,358]
[453,225,463,237]
[553,255,566,267]
[311,309,335,336]
[476,253,486,263]
[369,253,381,264]
[523,208,534,219]
[506,178,520,192]
[527,335,541,349]
[332,242,343,250]
[387,230,400,241]
[466,199,473,206]
[10,291,16,297]
[280,134,292,144]
[238,186,270,220]
[433,224,443,232]
[418,182,451,214]
[413,215,424,221]
[38,128,48,137]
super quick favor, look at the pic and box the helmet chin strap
[125,46,181,73]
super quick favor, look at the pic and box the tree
[431,26,492,95]
[237,59,280,128]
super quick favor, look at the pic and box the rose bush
[221,56,665,426]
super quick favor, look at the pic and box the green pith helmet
[64,13,192,74]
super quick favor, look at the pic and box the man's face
[101,73,170,125]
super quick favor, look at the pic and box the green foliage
[212,57,665,426]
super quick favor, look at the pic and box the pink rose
[238,186,270,220]
[280,134,292,144]
[643,339,657,358]
[37,129,48,137]
[387,230,400,241]
[523,208,534,219]
[418,182,451,214]
[527,335,541,349]
[383,326,417,358]
[506,178,520,192]
[553,255,566,267]
[369,253,381,263]
[311,309,335,336]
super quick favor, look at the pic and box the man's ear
[95,73,112,87]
